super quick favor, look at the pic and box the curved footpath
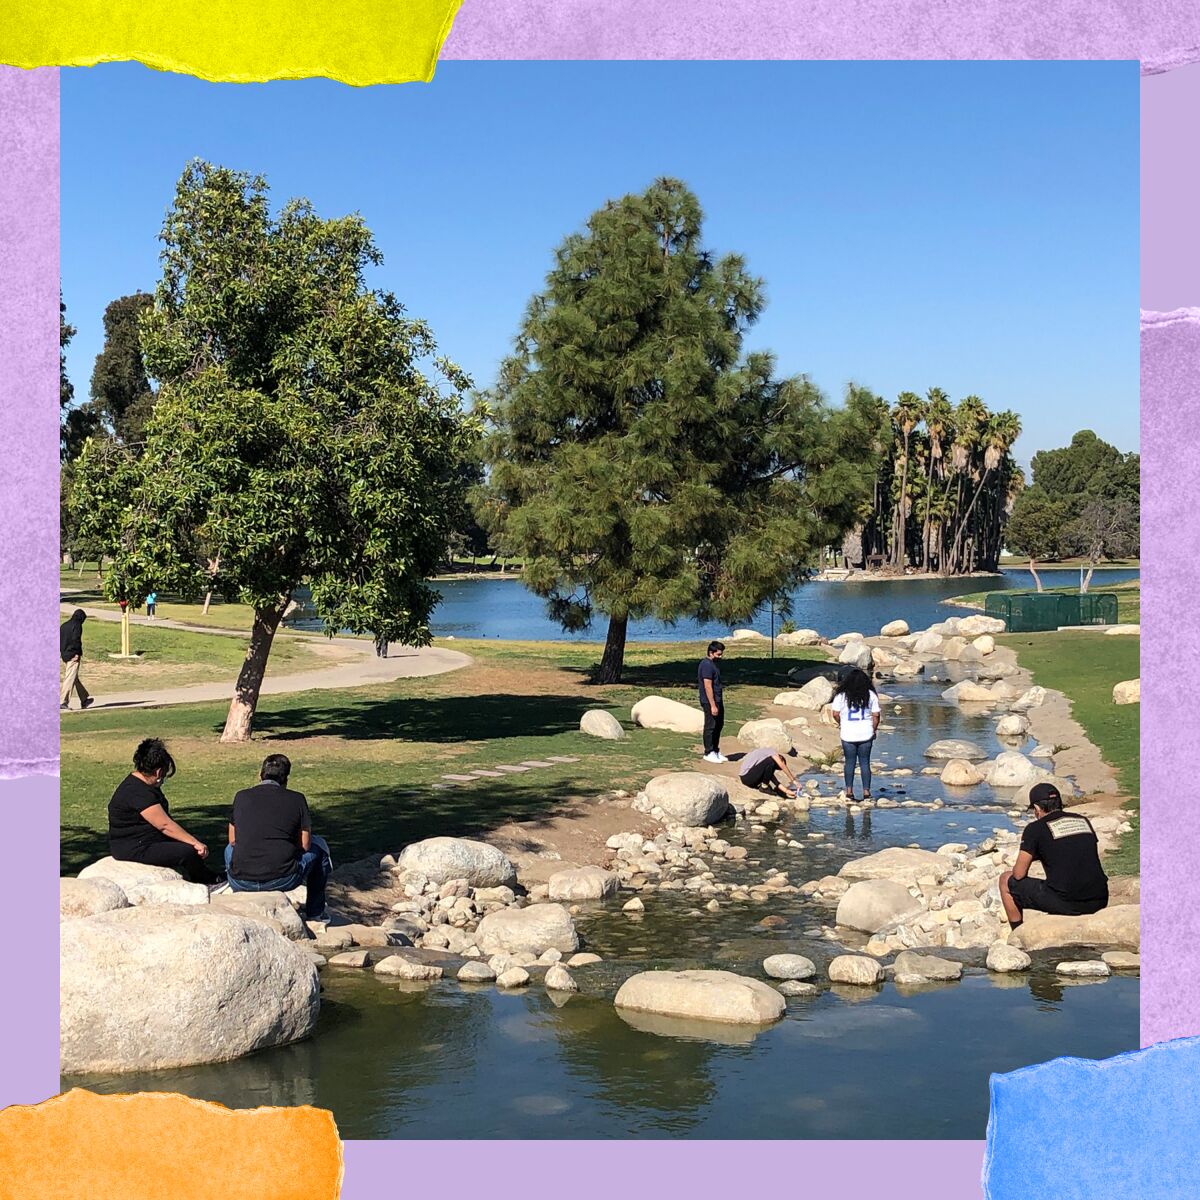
[59,603,472,711]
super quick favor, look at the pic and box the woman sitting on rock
[831,668,881,801]
[107,738,219,884]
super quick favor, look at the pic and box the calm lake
[291,568,1139,642]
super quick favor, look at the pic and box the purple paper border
[2,21,1192,1195]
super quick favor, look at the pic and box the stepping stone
[519,761,555,769]
[494,764,531,774]
[441,774,478,782]
[546,756,580,764]
[469,770,505,778]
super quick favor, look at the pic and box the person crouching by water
[738,747,802,798]
[226,753,331,922]
[108,738,219,882]
[831,668,881,801]
[999,782,1108,931]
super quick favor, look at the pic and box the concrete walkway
[59,603,472,712]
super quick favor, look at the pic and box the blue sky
[61,61,1138,469]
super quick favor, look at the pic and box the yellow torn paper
[0,1089,343,1199]
[0,0,462,84]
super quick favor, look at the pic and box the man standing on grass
[59,607,94,711]
[698,640,726,763]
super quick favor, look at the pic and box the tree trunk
[1029,559,1044,592]
[220,598,288,743]
[202,590,214,615]
[1082,561,1096,594]
[950,467,992,576]
[202,555,221,615]
[597,613,628,684]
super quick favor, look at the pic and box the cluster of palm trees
[854,389,1023,576]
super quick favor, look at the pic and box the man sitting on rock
[999,782,1109,930]
[226,754,331,923]
[737,747,802,798]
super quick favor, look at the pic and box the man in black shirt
[1000,781,1109,929]
[698,641,726,763]
[225,754,331,921]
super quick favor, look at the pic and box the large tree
[89,292,156,445]
[71,161,480,741]
[1004,485,1070,591]
[60,296,98,462]
[478,178,881,682]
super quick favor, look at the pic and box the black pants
[1007,876,1108,917]
[703,704,725,754]
[122,840,217,884]
[740,757,779,789]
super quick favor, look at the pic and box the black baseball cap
[1027,781,1062,811]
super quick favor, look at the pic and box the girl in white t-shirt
[831,668,881,800]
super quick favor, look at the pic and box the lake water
[290,568,1139,642]
[66,669,1139,1138]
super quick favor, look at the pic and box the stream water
[65,668,1139,1138]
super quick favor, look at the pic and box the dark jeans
[740,757,780,789]
[703,704,725,754]
[225,843,330,919]
[121,839,218,884]
[842,737,875,793]
[1008,876,1108,916]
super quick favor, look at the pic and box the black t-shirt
[108,774,172,858]
[1020,810,1108,902]
[229,781,312,883]
[698,658,723,708]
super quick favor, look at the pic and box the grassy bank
[1002,630,1140,875]
[949,579,1140,624]
[59,637,823,874]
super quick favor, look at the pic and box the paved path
[59,603,472,712]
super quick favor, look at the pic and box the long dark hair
[834,668,874,711]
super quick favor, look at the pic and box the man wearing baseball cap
[999,781,1109,930]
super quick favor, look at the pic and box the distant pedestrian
[146,590,157,619]
[698,640,726,763]
[831,667,880,800]
[59,608,94,711]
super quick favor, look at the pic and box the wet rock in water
[1009,905,1140,952]
[497,967,531,988]
[941,758,985,787]
[644,773,731,827]
[475,903,580,955]
[60,906,320,1074]
[631,695,706,734]
[942,681,999,705]
[776,980,821,997]
[580,709,626,740]
[738,718,793,752]
[544,964,578,992]
[836,880,924,934]
[762,953,816,981]
[725,845,749,861]
[396,837,517,888]
[912,630,944,654]
[986,943,1032,973]
[839,847,954,885]
[615,969,786,1025]
[758,915,788,929]
[880,619,909,637]
[60,877,129,920]
[457,961,497,983]
[983,751,1047,789]
[1112,679,1140,705]
[1028,744,1055,759]
[375,955,444,981]
[342,924,410,949]
[925,739,988,762]
[315,926,354,952]
[567,952,603,967]
[1055,960,1111,978]
[329,950,371,968]
[623,898,645,913]
[995,714,1030,737]
[1101,951,1140,971]
[893,951,963,984]
[548,866,619,902]
[827,955,885,986]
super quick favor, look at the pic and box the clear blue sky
[62,61,1139,469]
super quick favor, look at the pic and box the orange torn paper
[0,1090,342,1200]
[0,0,462,85]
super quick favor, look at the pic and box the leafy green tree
[1004,485,1071,591]
[60,296,98,462]
[1064,495,1139,592]
[89,292,156,445]
[478,178,881,682]
[889,392,924,567]
[72,161,480,741]
[1031,430,1139,507]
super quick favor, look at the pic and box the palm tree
[921,388,952,570]
[951,409,1022,571]
[890,392,924,567]
[940,396,985,574]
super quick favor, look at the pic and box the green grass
[59,635,824,874]
[1001,629,1140,875]
[60,568,260,631]
[950,579,1141,624]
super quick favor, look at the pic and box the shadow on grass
[567,655,835,691]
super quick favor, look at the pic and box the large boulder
[939,636,970,661]
[631,695,705,735]
[996,714,1030,738]
[986,943,1032,973]
[893,951,963,984]
[396,837,517,888]
[880,619,910,637]
[911,630,945,655]
[983,751,1046,789]
[580,709,626,740]
[644,773,730,827]
[547,866,619,903]
[838,641,873,670]
[959,614,1006,635]
[777,629,822,647]
[737,719,793,752]
[941,758,985,787]
[942,681,999,705]
[1112,679,1140,705]
[208,891,308,940]
[779,675,835,709]
[729,628,766,640]
[828,955,885,985]
[1009,905,1140,951]
[925,739,988,762]
[1011,686,1048,712]
[973,634,996,655]
[78,857,182,893]
[60,906,319,1074]
[836,879,925,933]
[762,953,816,981]
[474,903,579,956]
[839,847,954,886]
[60,877,129,921]
[614,969,786,1025]
[127,880,211,907]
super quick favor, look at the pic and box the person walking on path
[59,607,94,710]
[831,667,880,800]
[146,590,157,619]
[698,640,727,763]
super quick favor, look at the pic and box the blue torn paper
[984,1036,1200,1198]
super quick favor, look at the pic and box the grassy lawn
[59,636,824,874]
[950,579,1141,624]
[998,556,1139,568]
[60,568,260,631]
[61,617,334,693]
[1002,630,1140,875]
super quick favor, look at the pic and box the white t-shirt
[832,690,880,743]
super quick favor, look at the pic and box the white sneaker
[703,752,721,763]
[208,880,231,897]
[714,753,729,763]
